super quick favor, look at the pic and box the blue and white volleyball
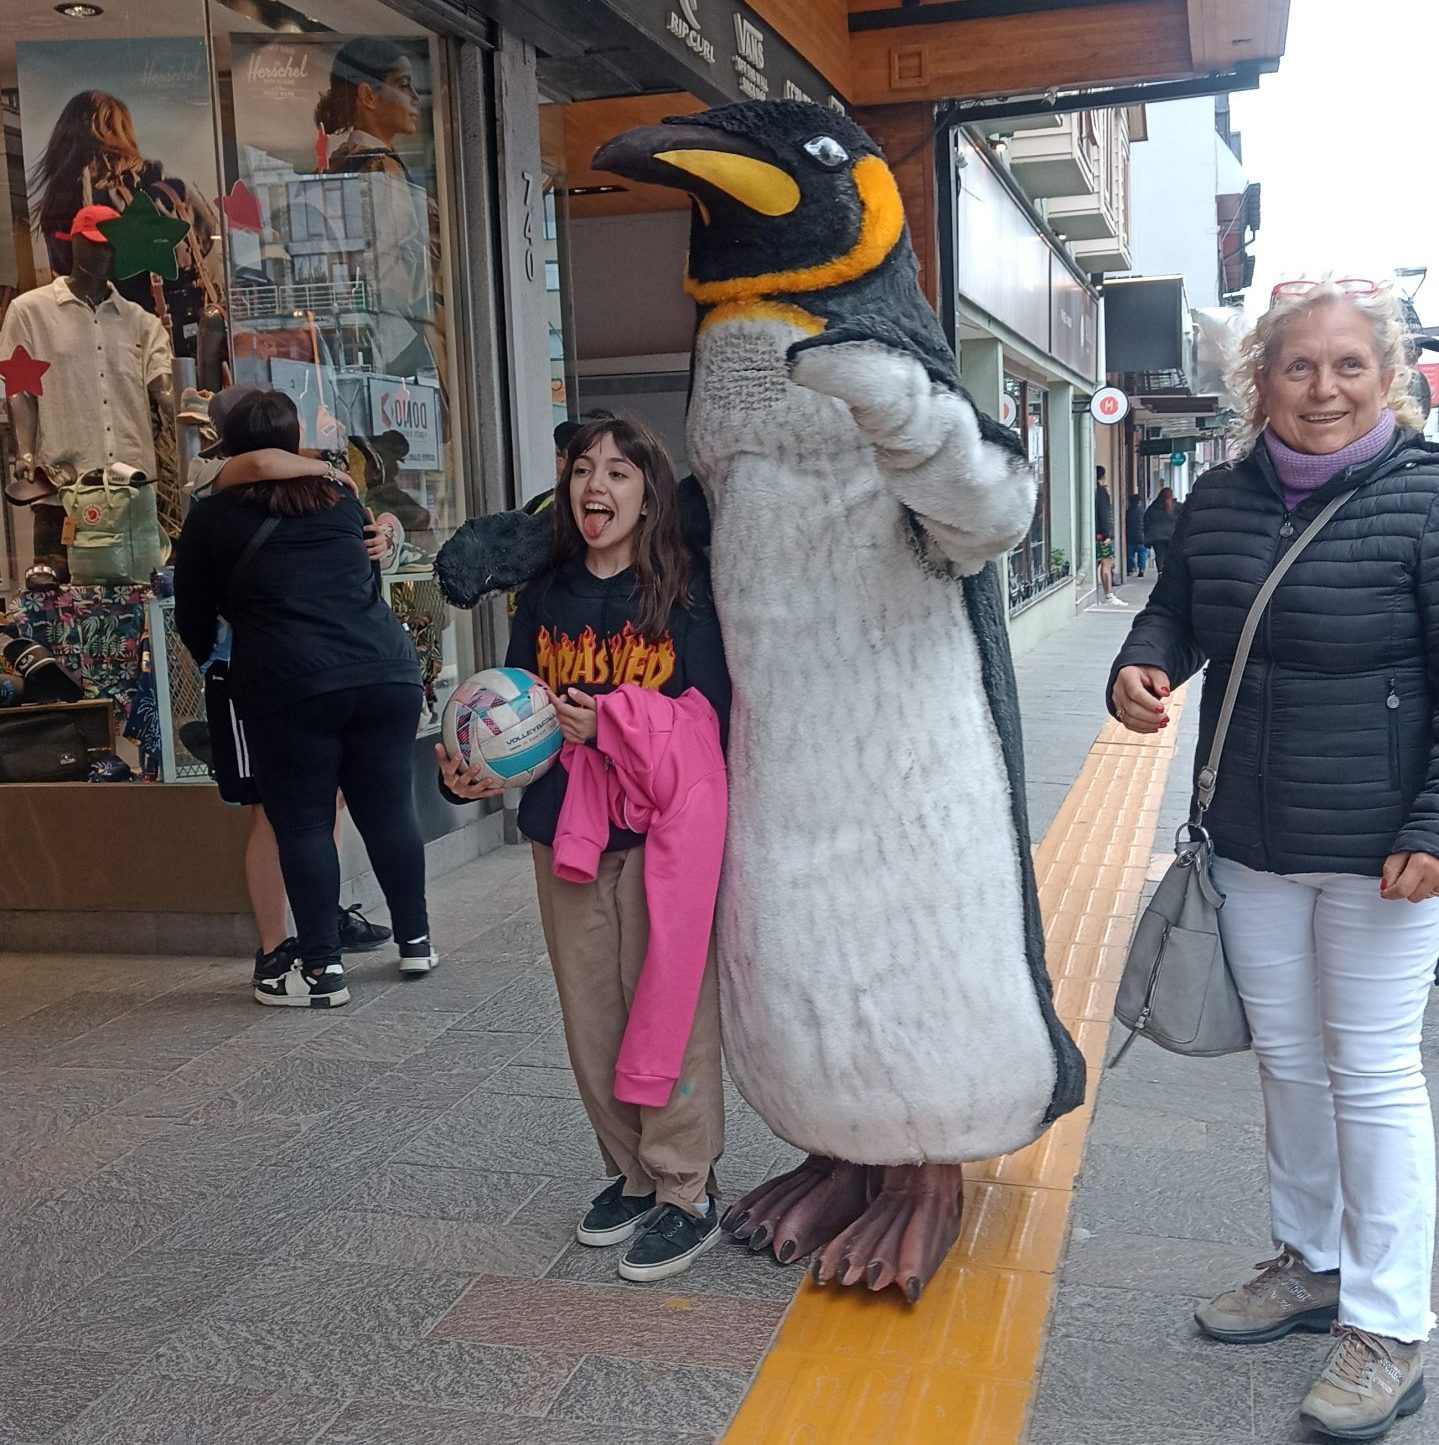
[442,667,562,789]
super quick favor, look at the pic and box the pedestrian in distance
[175,388,437,1008]
[1144,486,1178,573]
[1124,487,1148,577]
[1095,465,1125,606]
[437,415,732,1283]
[1109,277,1439,1442]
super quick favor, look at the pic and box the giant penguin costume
[439,102,1084,1300]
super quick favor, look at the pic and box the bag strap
[1193,486,1358,819]
[230,515,281,588]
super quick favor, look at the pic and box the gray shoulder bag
[1112,486,1358,1063]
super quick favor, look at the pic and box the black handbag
[0,710,92,782]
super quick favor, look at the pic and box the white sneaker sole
[253,986,350,1008]
[617,1221,720,1281]
[577,1207,658,1248]
[399,952,439,976]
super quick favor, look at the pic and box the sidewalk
[13,566,1415,1444]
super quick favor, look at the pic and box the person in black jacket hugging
[175,389,434,1008]
[1109,279,1439,1441]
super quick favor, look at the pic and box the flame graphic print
[535,622,676,693]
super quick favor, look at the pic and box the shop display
[0,697,112,783]
[59,463,168,585]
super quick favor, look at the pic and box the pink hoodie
[552,686,727,1108]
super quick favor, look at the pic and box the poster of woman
[16,38,223,359]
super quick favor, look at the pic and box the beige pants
[532,842,724,1211]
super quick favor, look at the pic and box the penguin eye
[802,135,848,168]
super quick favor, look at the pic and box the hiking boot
[618,1197,720,1281]
[577,1178,657,1247]
[337,904,391,953]
[1194,1245,1339,1343]
[1300,1325,1425,1440]
[253,945,349,1008]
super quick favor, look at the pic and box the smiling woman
[1107,277,1439,1439]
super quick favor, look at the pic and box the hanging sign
[1090,386,1130,424]
[999,394,1018,428]
[1170,451,1188,467]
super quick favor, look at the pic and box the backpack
[60,463,169,584]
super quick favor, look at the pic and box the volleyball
[441,666,562,790]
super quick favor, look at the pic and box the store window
[1003,372,1058,613]
[0,0,468,783]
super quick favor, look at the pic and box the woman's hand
[364,509,386,563]
[434,743,505,800]
[552,687,598,745]
[1112,665,1172,733]
[1380,851,1439,903]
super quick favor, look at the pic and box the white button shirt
[0,277,171,481]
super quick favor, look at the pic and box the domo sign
[368,378,441,470]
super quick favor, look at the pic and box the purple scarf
[1264,411,1396,511]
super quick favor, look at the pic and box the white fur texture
[690,319,1056,1164]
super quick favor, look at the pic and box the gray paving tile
[0,1344,128,1445]
[185,1056,393,1125]
[1091,1102,1208,1152]
[106,1036,294,1120]
[260,1100,437,1174]
[545,1234,806,1303]
[351,960,534,1017]
[62,1122,301,1206]
[1063,1229,1262,1299]
[1046,1283,1224,1354]
[0,989,148,1063]
[431,1274,785,1368]
[382,1030,533,1081]
[207,1259,474,1336]
[463,915,549,962]
[1,1114,176,1210]
[41,991,255,1070]
[512,1031,576,1068]
[547,1355,751,1436]
[152,1318,578,1414]
[396,1090,602,1177]
[291,1209,571,1277]
[460,969,562,1032]
[28,1247,259,1353]
[1027,1335,1253,1438]
[290,1012,470,1064]
[344,1162,543,1225]
[162,1163,368,1254]
[316,1400,712,1445]
[478,1064,582,1099]
[0,1068,174,1156]
[51,1377,342,1445]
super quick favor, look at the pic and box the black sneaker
[397,935,439,976]
[253,942,350,1008]
[618,1197,720,1281]
[338,904,391,953]
[577,1178,658,1247]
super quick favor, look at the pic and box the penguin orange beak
[593,123,800,218]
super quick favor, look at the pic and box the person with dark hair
[1124,488,1148,577]
[175,389,435,1008]
[31,90,222,356]
[315,41,436,378]
[439,415,731,1281]
[1144,485,1178,572]
[1094,464,1124,606]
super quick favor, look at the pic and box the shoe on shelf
[1299,1325,1424,1440]
[577,1178,658,1247]
[1194,1245,1339,1344]
[398,935,439,976]
[177,387,213,424]
[337,903,391,953]
[618,1196,720,1281]
[253,942,350,1008]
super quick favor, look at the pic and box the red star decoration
[0,344,51,398]
[220,180,262,234]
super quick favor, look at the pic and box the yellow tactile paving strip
[724,690,1188,1445]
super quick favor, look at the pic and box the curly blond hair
[1227,281,1422,450]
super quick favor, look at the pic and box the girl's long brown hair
[549,417,691,641]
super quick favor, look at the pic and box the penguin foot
[809,1163,964,1304]
[721,1154,868,1265]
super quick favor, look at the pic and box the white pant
[1212,857,1439,1341]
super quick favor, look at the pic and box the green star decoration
[96,191,190,282]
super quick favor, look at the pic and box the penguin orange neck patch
[684,155,904,306]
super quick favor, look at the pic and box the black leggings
[245,684,429,970]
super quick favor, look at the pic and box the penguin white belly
[689,317,1057,1163]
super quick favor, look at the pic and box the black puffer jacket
[1107,430,1439,875]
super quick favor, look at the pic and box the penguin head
[591,101,906,304]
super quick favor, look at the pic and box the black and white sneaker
[253,944,350,1008]
[398,935,439,976]
[618,1197,720,1281]
[337,904,391,953]
[577,1178,658,1247]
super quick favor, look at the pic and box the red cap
[56,204,121,243]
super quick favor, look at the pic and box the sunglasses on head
[1268,277,1381,305]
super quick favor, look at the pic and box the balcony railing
[230,279,370,321]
